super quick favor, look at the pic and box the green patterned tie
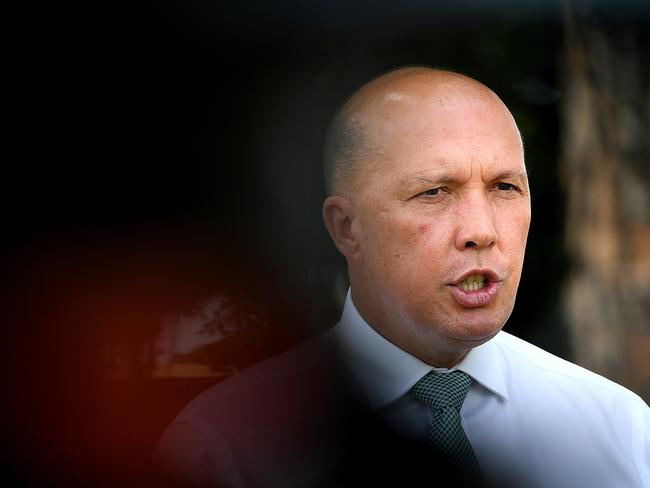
[410,370,482,480]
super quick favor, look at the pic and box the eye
[423,187,441,196]
[496,182,516,191]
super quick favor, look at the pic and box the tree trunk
[562,1,650,400]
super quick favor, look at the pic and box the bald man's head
[323,67,522,196]
[321,67,530,367]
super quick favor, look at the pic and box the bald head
[322,67,530,368]
[323,67,522,196]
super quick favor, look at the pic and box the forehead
[355,91,525,187]
[364,86,517,142]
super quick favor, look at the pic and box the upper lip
[451,268,500,286]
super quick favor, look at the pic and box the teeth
[459,274,486,292]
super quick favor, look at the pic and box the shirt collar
[333,289,509,409]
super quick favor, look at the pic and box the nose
[454,192,497,251]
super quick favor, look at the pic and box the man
[155,67,649,486]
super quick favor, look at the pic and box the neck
[349,285,472,369]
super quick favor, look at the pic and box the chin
[453,323,502,344]
[462,312,510,340]
[435,310,508,346]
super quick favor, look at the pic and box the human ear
[322,195,361,261]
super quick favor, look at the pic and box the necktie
[410,370,482,479]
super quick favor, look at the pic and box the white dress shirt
[333,290,650,487]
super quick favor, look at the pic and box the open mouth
[458,274,487,292]
[449,270,499,307]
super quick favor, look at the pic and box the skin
[323,68,531,368]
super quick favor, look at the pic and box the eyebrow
[490,170,529,184]
[410,175,458,185]
[403,169,529,187]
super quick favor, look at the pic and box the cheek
[498,208,530,250]
[365,214,427,265]
[380,219,445,275]
[387,217,432,248]
[515,213,531,250]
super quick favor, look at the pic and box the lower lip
[449,281,499,308]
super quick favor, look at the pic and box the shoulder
[493,330,648,411]
[470,332,650,487]
[154,333,344,485]
[172,332,340,429]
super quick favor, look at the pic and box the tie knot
[410,370,473,409]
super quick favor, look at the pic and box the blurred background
[3,0,649,484]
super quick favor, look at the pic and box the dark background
[5,0,626,484]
